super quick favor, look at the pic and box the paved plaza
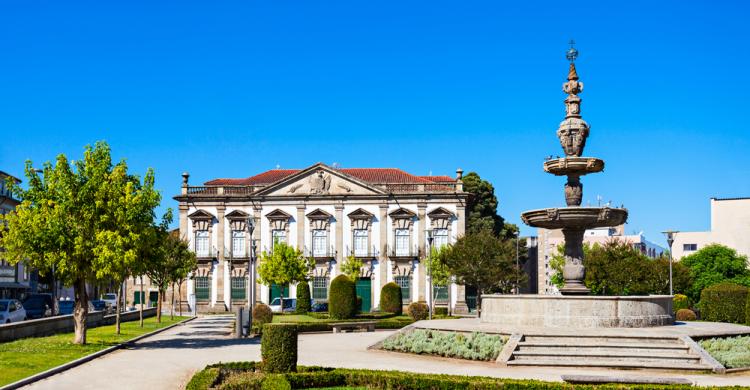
[18,316,750,389]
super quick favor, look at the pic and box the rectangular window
[312,276,328,300]
[433,228,449,248]
[231,230,245,257]
[395,229,410,256]
[272,229,286,248]
[683,244,697,252]
[231,276,246,300]
[433,285,449,303]
[395,275,411,304]
[312,230,327,256]
[195,276,210,301]
[195,231,210,257]
[353,229,368,256]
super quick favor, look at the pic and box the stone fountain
[480,46,673,328]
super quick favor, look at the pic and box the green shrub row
[381,329,504,361]
[699,282,749,324]
[261,324,298,373]
[699,336,750,369]
[190,362,703,390]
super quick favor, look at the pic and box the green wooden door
[270,284,289,302]
[148,291,159,307]
[356,278,371,313]
[133,291,145,305]
[466,285,478,312]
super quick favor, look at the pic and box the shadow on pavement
[130,336,260,350]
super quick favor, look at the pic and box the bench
[331,321,376,333]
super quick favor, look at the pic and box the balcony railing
[347,246,378,258]
[381,183,457,193]
[184,185,258,197]
[195,246,216,260]
[386,245,421,258]
[304,246,336,259]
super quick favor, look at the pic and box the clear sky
[2,1,749,246]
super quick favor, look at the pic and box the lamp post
[516,230,520,295]
[246,217,256,336]
[426,229,434,321]
[662,230,678,296]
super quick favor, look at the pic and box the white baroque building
[175,163,471,314]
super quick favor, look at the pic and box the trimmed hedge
[189,362,702,390]
[699,282,749,324]
[295,281,311,314]
[253,303,274,332]
[328,275,357,320]
[407,302,429,321]
[261,324,298,373]
[673,294,690,312]
[676,308,697,321]
[380,282,402,315]
[434,307,448,316]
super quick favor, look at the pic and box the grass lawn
[0,315,188,386]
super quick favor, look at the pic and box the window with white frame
[312,230,327,256]
[231,230,245,257]
[433,228,449,248]
[195,230,210,257]
[312,276,328,300]
[353,229,368,256]
[395,275,411,303]
[395,229,410,256]
[272,229,286,248]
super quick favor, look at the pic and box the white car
[0,299,27,324]
[101,293,118,311]
[269,298,296,313]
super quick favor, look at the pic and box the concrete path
[23,316,750,389]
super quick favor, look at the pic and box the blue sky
[2,1,749,246]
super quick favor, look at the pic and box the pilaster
[296,204,305,251]
[178,204,189,241]
[378,203,389,298]
[215,205,226,310]
[334,202,344,264]
[253,206,262,305]
[417,202,427,302]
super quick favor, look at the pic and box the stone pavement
[23,316,750,389]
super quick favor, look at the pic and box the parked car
[269,298,296,313]
[0,299,27,323]
[90,300,107,312]
[22,293,56,318]
[310,300,328,313]
[58,300,95,315]
[101,293,117,310]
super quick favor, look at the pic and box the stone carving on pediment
[337,183,352,193]
[309,170,331,194]
[287,183,303,193]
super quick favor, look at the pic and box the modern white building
[174,163,471,314]
[671,197,750,261]
[534,225,665,294]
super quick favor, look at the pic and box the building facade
[533,225,665,295]
[671,197,750,261]
[0,170,37,299]
[174,163,471,314]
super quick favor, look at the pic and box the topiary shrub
[676,308,697,321]
[673,294,690,313]
[295,281,312,314]
[380,282,402,315]
[328,275,356,320]
[407,302,429,321]
[253,303,274,333]
[261,323,298,373]
[434,307,448,316]
[699,282,749,324]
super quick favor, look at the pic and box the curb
[0,316,197,390]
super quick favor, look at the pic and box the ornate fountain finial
[557,40,589,157]
[566,39,578,63]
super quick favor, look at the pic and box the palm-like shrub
[295,280,311,314]
[380,282,402,315]
[407,302,429,321]
[329,275,356,320]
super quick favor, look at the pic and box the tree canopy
[462,172,517,239]
[258,242,313,301]
[340,255,364,282]
[680,244,750,302]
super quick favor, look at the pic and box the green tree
[340,255,363,282]
[257,242,313,310]
[428,247,452,315]
[462,172,518,239]
[681,244,750,302]
[164,230,197,319]
[548,244,566,289]
[439,230,525,313]
[0,142,158,344]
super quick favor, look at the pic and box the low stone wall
[0,308,157,342]
[481,294,673,328]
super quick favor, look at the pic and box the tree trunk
[115,280,123,335]
[73,278,89,345]
[157,289,162,323]
[170,282,175,320]
[177,280,183,316]
[139,276,144,327]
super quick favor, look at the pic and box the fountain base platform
[480,294,673,328]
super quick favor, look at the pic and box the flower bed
[699,336,750,368]
[186,361,704,389]
[380,329,504,361]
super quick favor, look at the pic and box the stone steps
[506,334,712,371]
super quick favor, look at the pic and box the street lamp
[246,217,256,336]
[426,229,434,321]
[515,231,520,295]
[662,230,679,296]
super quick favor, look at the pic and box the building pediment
[266,209,292,220]
[348,208,374,219]
[427,207,455,219]
[225,209,250,220]
[254,163,385,197]
[188,209,214,220]
[306,208,332,220]
[389,208,416,219]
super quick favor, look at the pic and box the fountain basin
[543,157,604,176]
[521,207,627,230]
[481,294,674,328]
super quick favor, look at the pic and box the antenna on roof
[331,162,341,169]
[275,164,281,169]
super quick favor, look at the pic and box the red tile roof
[204,167,454,186]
